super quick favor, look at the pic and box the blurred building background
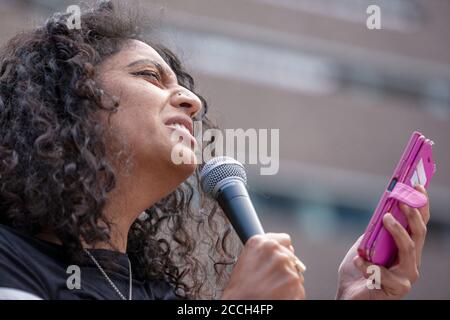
[0,0,449,299]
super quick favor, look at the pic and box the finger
[265,233,293,250]
[278,244,307,273]
[383,213,417,270]
[288,259,305,284]
[353,257,387,289]
[399,203,427,267]
[414,185,430,224]
[339,234,365,270]
[267,245,307,287]
[353,256,376,279]
[354,234,364,247]
[261,233,306,275]
[353,257,411,297]
[349,234,365,257]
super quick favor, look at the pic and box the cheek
[100,75,177,167]
[113,107,164,152]
[109,103,177,172]
[105,81,165,141]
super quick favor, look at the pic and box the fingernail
[384,213,395,226]
[296,259,307,273]
[289,245,295,253]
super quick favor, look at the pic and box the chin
[168,144,198,177]
[176,163,197,181]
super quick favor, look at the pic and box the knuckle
[280,233,292,242]
[412,268,420,283]
[263,239,281,252]
[273,251,290,267]
[407,240,416,254]
[286,270,302,286]
[418,224,427,237]
[400,280,412,295]
[246,235,264,248]
[422,224,428,236]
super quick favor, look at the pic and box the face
[96,40,202,193]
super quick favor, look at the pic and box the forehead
[100,40,176,78]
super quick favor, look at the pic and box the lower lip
[166,126,197,147]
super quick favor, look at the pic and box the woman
[0,2,429,300]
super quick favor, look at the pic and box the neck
[98,164,166,253]
[37,164,175,253]
[37,156,189,253]
[88,160,186,253]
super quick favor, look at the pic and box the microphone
[200,156,265,244]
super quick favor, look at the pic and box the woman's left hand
[336,185,430,299]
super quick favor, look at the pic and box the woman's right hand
[221,233,306,300]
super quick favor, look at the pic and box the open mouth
[166,122,192,136]
[164,116,197,147]
[164,115,194,135]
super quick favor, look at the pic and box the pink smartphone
[358,131,436,267]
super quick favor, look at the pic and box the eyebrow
[126,59,174,79]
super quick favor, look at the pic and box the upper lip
[164,115,194,136]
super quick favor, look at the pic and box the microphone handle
[216,181,265,244]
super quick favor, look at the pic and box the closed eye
[132,70,162,83]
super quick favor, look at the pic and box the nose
[171,87,202,118]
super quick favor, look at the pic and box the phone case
[358,131,436,267]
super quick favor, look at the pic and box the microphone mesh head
[200,156,247,197]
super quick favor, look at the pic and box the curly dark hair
[0,0,240,299]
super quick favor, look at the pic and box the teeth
[169,123,191,135]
